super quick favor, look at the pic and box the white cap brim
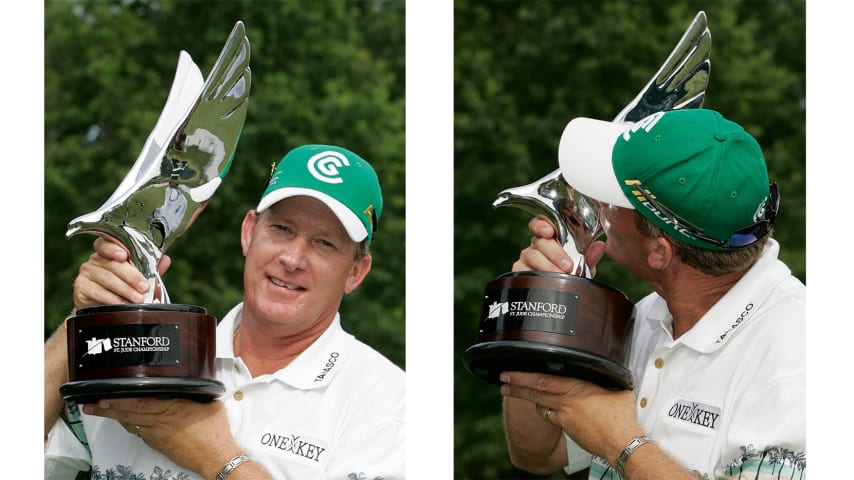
[558,117,635,209]
[256,187,368,242]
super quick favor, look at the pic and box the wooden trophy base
[61,304,225,403]
[463,271,635,390]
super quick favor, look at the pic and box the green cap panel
[611,110,769,250]
[258,145,383,244]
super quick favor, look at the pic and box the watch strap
[615,435,652,476]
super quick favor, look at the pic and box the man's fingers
[98,397,172,414]
[82,398,172,422]
[500,382,547,407]
[93,237,130,262]
[585,240,606,270]
[82,402,132,423]
[512,239,575,273]
[499,371,562,396]
[73,239,154,308]
[157,254,172,277]
[512,246,554,272]
[500,371,591,395]
[528,215,556,239]
[74,261,146,306]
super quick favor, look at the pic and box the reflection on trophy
[60,21,251,404]
[463,12,711,390]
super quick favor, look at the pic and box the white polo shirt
[565,239,806,478]
[45,303,406,479]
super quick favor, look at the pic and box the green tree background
[453,1,805,478]
[43,0,406,369]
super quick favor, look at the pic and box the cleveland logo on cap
[307,151,351,184]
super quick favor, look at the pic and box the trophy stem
[125,228,169,303]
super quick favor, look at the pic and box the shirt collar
[646,239,792,353]
[216,303,355,389]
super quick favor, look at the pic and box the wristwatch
[215,454,251,480]
[615,435,652,476]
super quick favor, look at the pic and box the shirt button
[234,363,241,373]
[234,390,244,401]
[654,358,664,369]
[640,397,648,408]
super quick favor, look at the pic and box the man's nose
[278,238,309,271]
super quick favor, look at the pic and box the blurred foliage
[454,1,805,478]
[44,0,405,369]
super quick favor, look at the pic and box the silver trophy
[464,12,711,389]
[61,21,251,404]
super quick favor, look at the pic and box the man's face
[239,196,372,333]
[600,204,656,278]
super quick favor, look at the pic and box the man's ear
[647,236,674,271]
[344,253,372,294]
[240,210,259,256]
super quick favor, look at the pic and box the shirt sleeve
[44,416,92,479]
[562,433,593,475]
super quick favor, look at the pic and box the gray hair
[357,239,370,258]
[633,211,768,276]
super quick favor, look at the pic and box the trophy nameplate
[463,12,711,390]
[60,21,251,403]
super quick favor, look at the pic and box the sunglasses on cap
[632,182,779,249]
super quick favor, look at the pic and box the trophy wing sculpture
[67,21,252,304]
[465,12,711,389]
[492,11,711,278]
[60,21,251,404]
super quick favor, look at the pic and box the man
[500,109,805,479]
[44,144,405,479]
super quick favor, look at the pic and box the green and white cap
[558,109,772,250]
[257,144,383,244]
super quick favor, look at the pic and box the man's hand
[83,397,241,478]
[512,215,605,274]
[73,237,171,309]
[499,371,643,468]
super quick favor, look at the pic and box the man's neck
[656,267,746,339]
[233,314,333,377]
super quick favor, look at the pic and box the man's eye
[316,238,337,249]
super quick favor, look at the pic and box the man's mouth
[270,277,304,290]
